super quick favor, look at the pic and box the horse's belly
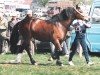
[32,32,51,42]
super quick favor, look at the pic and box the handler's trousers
[69,37,90,63]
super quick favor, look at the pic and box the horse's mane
[47,14,60,24]
[60,7,75,20]
[20,15,33,24]
[47,7,75,24]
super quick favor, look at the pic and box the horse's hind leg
[15,45,25,63]
[8,44,24,64]
[24,41,37,65]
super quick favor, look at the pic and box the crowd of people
[0,5,94,66]
[0,10,33,54]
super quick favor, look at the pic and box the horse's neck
[60,19,72,30]
[59,19,73,40]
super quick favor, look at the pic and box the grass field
[0,53,100,75]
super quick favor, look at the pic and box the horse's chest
[57,29,65,39]
[54,25,65,39]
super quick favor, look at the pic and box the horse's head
[60,7,87,21]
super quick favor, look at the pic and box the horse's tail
[10,22,20,54]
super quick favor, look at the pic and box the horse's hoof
[56,60,63,66]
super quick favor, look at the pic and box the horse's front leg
[24,40,37,65]
[53,40,63,66]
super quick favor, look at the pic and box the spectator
[53,7,60,15]
[0,13,8,53]
[8,12,19,39]
[64,26,73,57]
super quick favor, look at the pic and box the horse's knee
[17,45,24,53]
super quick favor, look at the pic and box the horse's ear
[76,4,78,9]
[75,4,80,9]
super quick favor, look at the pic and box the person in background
[8,12,19,39]
[0,13,8,54]
[53,7,61,15]
[3,12,20,54]
[63,26,73,57]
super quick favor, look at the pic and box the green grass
[0,53,100,75]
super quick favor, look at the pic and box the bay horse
[10,7,87,66]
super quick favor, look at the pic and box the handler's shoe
[68,61,75,66]
[87,62,94,66]
[65,54,69,58]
